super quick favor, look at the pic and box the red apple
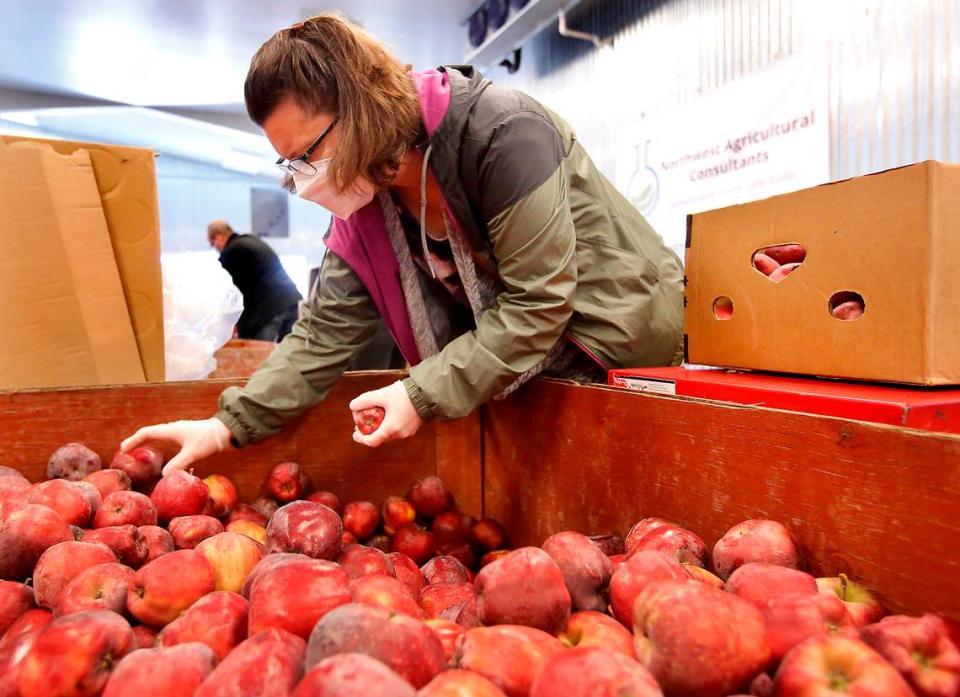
[93,490,157,528]
[337,544,395,579]
[196,531,264,593]
[265,500,342,559]
[0,477,31,521]
[0,504,73,581]
[342,530,358,546]
[683,563,725,589]
[453,625,565,697]
[367,534,391,552]
[608,549,688,625]
[29,479,93,527]
[422,555,470,585]
[227,503,268,527]
[127,549,216,627]
[239,552,310,599]
[305,602,445,688]
[342,500,380,541]
[816,575,886,627]
[0,621,44,697]
[773,634,914,696]
[420,669,508,696]
[481,549,511,567]
[630,525,709,567]
[226,520,267,544]
[263,462,312,503]
[202,474,238,518]
[353,406,385,435]
[559,610,637,659]
[530,646,662,697]
[0,609,52,650]
[194,627,306,697]
[293,651,417,697]
[139,525,175,563]
[432,510,476,546]
[471,518,508,552]
[633,580,770,696]
[102,642,217,697]
[81,524,148,568]
[306,490,341,514]
[456,595,483,629]
[425,618,466,664]
[82,469,132,499]
[475,546,571,634]
[437,541,478,570]
[406,476,453,519]
[168,515,224,549]
[712,519,802,580]
[726,562,819,609]
[382,496,417,535]
[350,574,423,618]
[74,481,102,516]
[150,470,209,522]
[0,581,35,637]
[588,533,626,557]
[542,531,613,612]
[131,625,158,650]
[251,496,279,520]
[160,590,248,660]
[389,525,437,565]
[0,466,25,479]
[389,552,426,599]
[110,446,163,490]
[763,592,855,663]
[47,443,102,481]
[859,614,960,697]
[55,562,134,617]
[625,517,677,554]
[17,609,133,697]
[247,557,351,639]
[420,582,475,620]
[32,540,116,609]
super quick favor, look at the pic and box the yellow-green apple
[193,627,306,697]
[420,668,508,697]
[29,479,93,527]
[406,476,453,519]
[453,625,565,697]
[419,582,475,620]
[633,580,770,696]
[83,469,132,499]
[94,491,157,528]
[531,646,663,697]
[127,550,215,627]
[382,496,417,535]
[763,593,855,663]
[608,550,687,625]
[425,618,465,663]
[337,544,395,579]
[389,552,425,599]
[159,591,248,660]
[725,562,818,609]
[139,525,175,564]
[225,519,266,544]
[54,563,134,617]
[558,610,637,659]
[350,574,424,618]
[263,462,312,503]
[169,515,224,549]
[625,517,678,554]
[81,524,147,568]
[102,642,217,697]
[150,471,209,523]
[32,541,115,609]
[266,501,342,559]
[202,474,237,518]
[773,634,914,696]
[247,557,351,639]
[47,443,102,481]
[0,581,35,636]
[389,525,437,565]
[0,504,73,580]
[542,531,613,612]
[305,602,445,688]
[816,575,886,627]
[196,531,264,593]
[422,555,470,585]
[859,613,960,697]
[109,446,163,491]
[475,547,571,634]
[712,519,802,580]
[293,652,417,697]
[17,609,133,697]
[630,525,709,567]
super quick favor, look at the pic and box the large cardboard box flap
[0,135,164,381]
[685,161,960,385]
[0,142,145,388]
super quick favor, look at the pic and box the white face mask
[291,158,376,220]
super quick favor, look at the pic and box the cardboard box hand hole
[712,296,734,320]
[752,243,807,283]
[829,291,866,321]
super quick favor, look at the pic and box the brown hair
[245,12,421,191]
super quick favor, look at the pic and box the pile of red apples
[1,442,958,697]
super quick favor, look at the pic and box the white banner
[616,52,830,256]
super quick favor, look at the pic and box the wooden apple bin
[2,371,958,620]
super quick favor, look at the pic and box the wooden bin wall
[483,380,960,619]
[0,372,481,516]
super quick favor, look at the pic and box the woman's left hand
[349,381,424,447]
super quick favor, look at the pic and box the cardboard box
[0,142,145,388]
[609,366,960,434]
[685,161,960,385]
[0,135,164,381]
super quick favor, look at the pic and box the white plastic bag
[162,252,243,381]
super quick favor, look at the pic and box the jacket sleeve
[405,111,577,419]
[215,250,382,446]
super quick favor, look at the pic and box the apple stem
[839,573,849,601]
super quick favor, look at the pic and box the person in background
[207,220,302,342]
[124,13,684,472]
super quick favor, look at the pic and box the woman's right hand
[121,418,232,476]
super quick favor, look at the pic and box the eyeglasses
[275,118,338,176]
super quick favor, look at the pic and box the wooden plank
[0,371,438,505]
[435,411,484,518]
[483,379,960,619]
